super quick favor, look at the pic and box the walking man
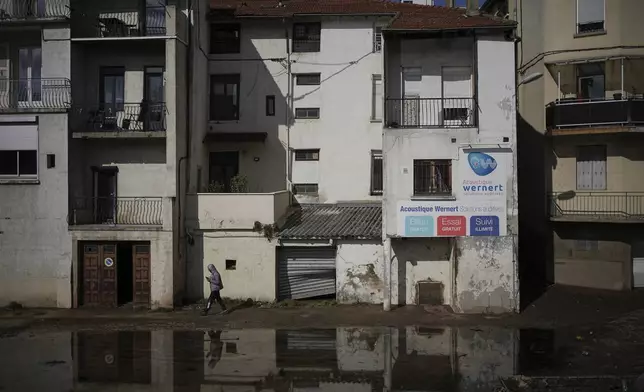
[202,264,227,315]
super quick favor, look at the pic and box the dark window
[225,259,237,270]
[46,154,55,169]
[293,183,318,195]
[100,67,125,110]
[0,150,37,177]
[442,107,470,121]
[293,23,321,52]
[266,95,275,116]
[371,150,383,195]
[210,24,241,54]
[294,149,319,161]
[413,160,451,196]
[295,73,321,86]
[373,26,382,52]
[226,342,238,354]
[577,62,605,99]
[210,74,240,121]
[295,108,319,119]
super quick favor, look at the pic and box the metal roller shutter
[633,242,644,288]
[278,247,336,300]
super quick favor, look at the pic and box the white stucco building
[0,0,188,309]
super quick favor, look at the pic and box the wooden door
[133,244,151,306]
[82,244,101,306]
[100,244,118,307]
[77,332,120,383]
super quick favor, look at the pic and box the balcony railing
[0,78,71,111]
[0,0,70,21]
[385,97,477,128]
[549,192,644,221]
[72,6,167,39]
[69,196,163,226]
[546,98,644,130]
[71,102,167,133]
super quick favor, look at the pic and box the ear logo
[468,152,497,176]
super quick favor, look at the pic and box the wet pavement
[0,326,641,391]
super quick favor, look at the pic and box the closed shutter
[278,247,336,300]
[576,145,606,190]
[577,0,604,24]
[0,123,38,150]
[633,242,644,288]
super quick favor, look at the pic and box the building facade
[483,0,644,294]
[0,0,188,309]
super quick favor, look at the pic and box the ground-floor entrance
[277,247,336,301]
[80,242,151,308]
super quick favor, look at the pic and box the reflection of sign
[104,354,114,364]
[104,257,114,268]
[397,150,509,237]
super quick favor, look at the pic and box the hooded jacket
[208,264,223,291]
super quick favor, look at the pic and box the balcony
[0,78,71,112]
[69,196,163,227]
[71,4,167,39]
[0,0,70,22]
[549,192,644,223]
[189,191,291,230]
[385,97,477,128]
[70,102,167,137]
[546,98,644,133]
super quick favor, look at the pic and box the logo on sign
[468,152,497,176]
[437,216,466,236]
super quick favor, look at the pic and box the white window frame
[0,150,39,180]
[371,74,383,121]
[373,26,382,53]
[576,0,606,34]
[370,150,383,195]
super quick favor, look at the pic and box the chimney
[466,0,480,15]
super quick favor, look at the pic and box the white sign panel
[397,151,508,237]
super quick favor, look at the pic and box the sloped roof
[211,0,514,31]
[279,203,381,240]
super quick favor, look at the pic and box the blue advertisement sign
[405,216,434,237]
[470,216,499,236]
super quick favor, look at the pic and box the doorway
[80,242,151,308]
[99,66,125,130]
[93,167,117,224]
[18,46,42,105]
[143,66,164,131]
[209,151,239,192]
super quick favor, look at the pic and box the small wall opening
[117,244,134,306]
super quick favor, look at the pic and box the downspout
[284,19,293,201]
[382,33,391,312]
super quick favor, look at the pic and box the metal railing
[549,192,644,220]
[385,97,477,128]
[546,98,644,129]
[69,196,163,226]
[71,102,167,132]
[0,78,71,111]
[0,0,70,21]
[72,6,167,38]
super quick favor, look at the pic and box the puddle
[0,327,638,391]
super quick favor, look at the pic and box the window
[18,47,42,103]
[413,160,452,196]
[576,145,606,190]
[293,23,321,53]
[295,73,321,86]
[577,63,605,100]
[576,0,605,34]
[100,66,125,110]
[371,150,383,195]
[266,95,275,116]
[293,183,318,195]
[295,108,319,119]
[294,149,319,161]
[0,150,37,177]
[210,74,240,121]
[372,74,383,121]
[225,259,237,270]
[373,26,382,52]
[210,23,240,54]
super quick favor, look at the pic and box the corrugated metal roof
[279,203,381,240]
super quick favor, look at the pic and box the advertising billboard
[397,151,508,237]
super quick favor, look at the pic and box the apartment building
[483,0,644,294]
[0,0,188,309]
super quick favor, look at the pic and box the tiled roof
[211,0,514,31]
[279,203,381,240]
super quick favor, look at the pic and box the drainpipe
[446,0,455,7]
[382,33,391,312]
[466,0,480,15]
[284,19,293,201]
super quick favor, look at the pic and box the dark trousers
[205,290,226,313]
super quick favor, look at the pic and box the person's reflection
[207,330,224,369]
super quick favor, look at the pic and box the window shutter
[577,0,604,23]
[592,157,606,190]
[0,124,38,150]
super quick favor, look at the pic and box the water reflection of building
[0,327,518,391]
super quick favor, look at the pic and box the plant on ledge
[229,174,249,193]
[206,181,225,193]
[254,221,279,241]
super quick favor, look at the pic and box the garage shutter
[633,242,644,288]
[278,247,336,300]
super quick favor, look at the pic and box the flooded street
[0,326,639,391]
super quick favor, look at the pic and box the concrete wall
[383,33,518,313]
[0,25,72,308]
[336,241,384,304]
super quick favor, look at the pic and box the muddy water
[0,327,636,391]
